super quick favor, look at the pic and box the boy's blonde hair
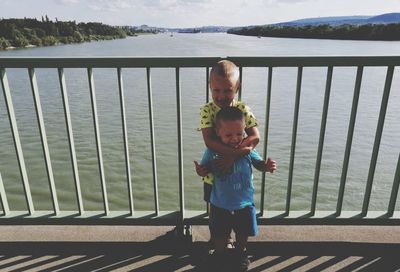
[210,60,240,85]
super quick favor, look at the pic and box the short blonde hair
[210,60,240,84]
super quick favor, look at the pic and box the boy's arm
[194,161,210,177]
[202,128,251,173]
[240,126,260,149]
[202,128,251,158]
[253,157,277,173]
[194,149,212,177]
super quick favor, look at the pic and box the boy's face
[210,74,239,108]
[216,119,245,148]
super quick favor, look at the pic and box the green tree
[72,31,84,42]
[41,35,58,46]
[0,37,11,49]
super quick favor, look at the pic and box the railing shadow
[0,230,399,271]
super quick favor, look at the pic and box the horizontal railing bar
[0,210,398,226]
[1,56,400,68]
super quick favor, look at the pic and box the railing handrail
[1,56,400,68]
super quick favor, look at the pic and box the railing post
[238,66,243,101]
[286,66,303,215]
[146,67,159,215]
[176,67,185,223]
[58,68,84,215]
[260,67,272,216]
[1,68,34,215]
[28,68,59,215]
[336,66,363,216]
[388,154,400,217]
[362,66,394,216]
[311,66,333,215]
[117,68,134,215]
[206,67,210,103]
[0,173,9,215]
[87,68,109,215]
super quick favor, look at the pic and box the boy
[198,60,260,182]
[195,59,260,249]
[195,107,276,271]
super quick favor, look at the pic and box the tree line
[0,17,136,50]
[228,23,400,41]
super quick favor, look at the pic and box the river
[0,33,399,212]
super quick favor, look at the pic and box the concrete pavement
[0,225,399,271]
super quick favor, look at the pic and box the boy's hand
[213,146,251,174]
[213,156,235,174]
[264,158,277,173]
[194,161,210,177]
[233,146,252,158]
[238,137,253,149]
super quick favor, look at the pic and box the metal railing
[0,56,399,226]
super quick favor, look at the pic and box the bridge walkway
[0,225,399,271]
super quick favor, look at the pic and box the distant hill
[365,13,400,24]
[228,13,400,41]
[276,16,371,26]
[274,13,400,26]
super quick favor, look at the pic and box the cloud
[142,0,210,9]
[87,0,134,12]
[263,0,315,4]
[55,0,79,5]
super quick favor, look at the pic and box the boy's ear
[236,82,241,93]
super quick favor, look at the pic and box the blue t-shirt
[200,149,263,211]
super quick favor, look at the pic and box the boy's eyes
[212,89,234,93]
[224,133,244,137]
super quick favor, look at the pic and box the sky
[1,0,399,28]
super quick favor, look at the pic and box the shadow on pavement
[0,230,399,271]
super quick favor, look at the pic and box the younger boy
[195,107,276,271]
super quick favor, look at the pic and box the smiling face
[209,60,240,108]
[210,74,240,108]
[216,118,245,148]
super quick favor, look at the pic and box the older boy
[196,107,276,271]
[196,60,260,202]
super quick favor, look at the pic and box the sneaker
[235,249,250,272]
[226,237,235,249]
[208,251,225,271]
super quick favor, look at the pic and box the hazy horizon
[1,0,399,28]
